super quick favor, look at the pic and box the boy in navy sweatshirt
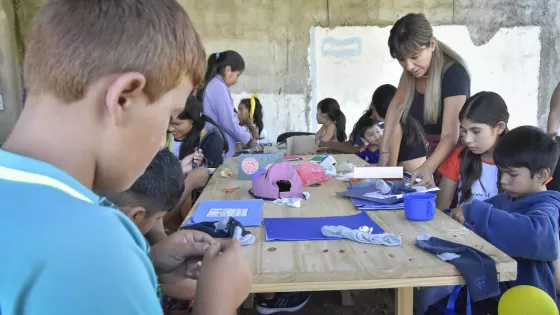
[451,125,560,302]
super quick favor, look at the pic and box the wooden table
[184,154,517,315]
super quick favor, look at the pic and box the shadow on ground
[240,289,395,315]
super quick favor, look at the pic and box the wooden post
[395,287,414,315]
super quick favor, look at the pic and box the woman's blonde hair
[388,13,469,124]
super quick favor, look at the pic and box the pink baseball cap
[250,162,304,200]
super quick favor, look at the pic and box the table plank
[184,154,517,293]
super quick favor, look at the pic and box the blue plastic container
[403,193,437,221]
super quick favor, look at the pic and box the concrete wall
[180,0,560,142]
[1,0,557,142]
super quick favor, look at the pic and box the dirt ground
[240,289,395,315]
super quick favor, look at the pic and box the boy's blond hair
[23,0,206,103]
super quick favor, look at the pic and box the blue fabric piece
[415,234,500,302]
[358,148,380,164]
[188,199,263,227]
[181,217,255,246]
[264,211,383,241]
[337,184,419,205]
[351,197,404,210]
[0,149,162,315]
[415,285,456,315]
[464,192,560,302]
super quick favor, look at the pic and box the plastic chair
[498,286,558,315]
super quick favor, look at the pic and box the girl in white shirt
[437,91,509,210]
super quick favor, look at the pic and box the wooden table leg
[243,293,255,309]
[395,287,414,315]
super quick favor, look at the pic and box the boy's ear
[536,168,552,185]
[127,206,148,225]
[105,72,147,126]
[497,121,507,134]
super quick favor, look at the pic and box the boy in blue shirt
[451,125,560,303]
[357,119,383,164]
[105,149,198,307]
[0,1,251,314]
[104,149,184,247]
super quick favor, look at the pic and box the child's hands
[238,115,251,127]
[180,150,204,174]
[150,230,217,284]
[180,154,195,174]
[185,167,210,191]
[450,207,466,225]
[193,148,204,166]
[161,279,197,301]
[194,240,252,314]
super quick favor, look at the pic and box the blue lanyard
[434,285,472,315]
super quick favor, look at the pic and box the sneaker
[255,292,311,314]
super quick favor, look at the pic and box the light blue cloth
[0,149,162,315]
[202,75,252,157]
[321,225,401,246]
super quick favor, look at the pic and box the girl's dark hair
[372,84,397,118]
[350,111,374,142]
[350,84,397,142]
[239,97,264,134]
[177,95,229,160]
[318,98,347,142]
[458,91,509,204]
[401,115,428,149]
[197,50,245,102]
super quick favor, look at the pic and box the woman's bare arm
[548,81,560,134]
[320,140,360,154]
[389,122,402,166]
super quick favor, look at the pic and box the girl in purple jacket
[197,50,257,157]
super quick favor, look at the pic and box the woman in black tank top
[379,13,471,187]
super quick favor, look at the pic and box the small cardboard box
[287,135,317,155]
